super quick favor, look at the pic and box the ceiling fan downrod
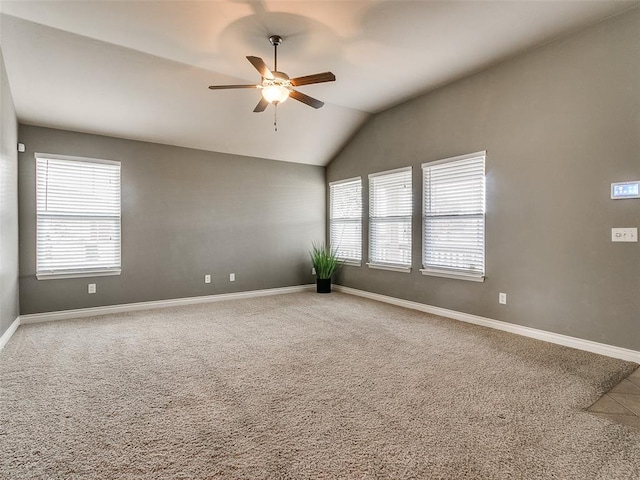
[269,35,282,72]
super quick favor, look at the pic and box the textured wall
[327,9,640,350]
[18,126,325,314]
[0,47,20,338]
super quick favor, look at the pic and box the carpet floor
[1,292,639,479]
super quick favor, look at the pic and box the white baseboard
[333,285,640,363]
[0,316,20,350]
[19,284,315,325]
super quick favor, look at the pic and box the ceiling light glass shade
[261,85,290,104]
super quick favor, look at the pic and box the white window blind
[422,152,485,279]
[330,177,362,262]
[369,167,412,270]
[36,153,121,279]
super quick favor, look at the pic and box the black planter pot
[316,277,332,293]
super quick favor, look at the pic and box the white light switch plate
[611,227,638,242]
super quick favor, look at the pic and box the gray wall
[327,9,640,350]
[18,126,324,314]
[0,47,19,338]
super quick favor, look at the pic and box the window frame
[35,153,122,280]
[421,151,486,282]
[367,166,413,273]
[329,176,363,266]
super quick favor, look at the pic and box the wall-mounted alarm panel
[611,181,640,199]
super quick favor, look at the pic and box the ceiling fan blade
[290,72,336,87]
[208,84,258,90]
[290,89,325,109]
[246,56,274,80]
[253,97,269,113]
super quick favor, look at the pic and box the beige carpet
[1,292,639,479]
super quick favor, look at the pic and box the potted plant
[310,243,341,293]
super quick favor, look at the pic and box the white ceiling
[1,1,637,166]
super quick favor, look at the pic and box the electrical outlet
[204,274,211,284]
[229,273,235,282]
[499,292,507,305]
[312,267,316,275]
[88,283,96,294]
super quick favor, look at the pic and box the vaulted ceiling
[1,1,636,165]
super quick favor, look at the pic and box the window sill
[37,269,121,280]
[367,263,412,273]
[339,259,362,267]
[420,268,484,282]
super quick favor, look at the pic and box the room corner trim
[333,285,640,363]
[19,284,315,325]
[0,316,21,350]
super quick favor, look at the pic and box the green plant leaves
[310,242,342,279]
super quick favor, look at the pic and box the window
[36,153,121,279]
[329,177,362,263]
[368,167,412,272]
[422,151,485,281]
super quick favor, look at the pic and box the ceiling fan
[208,35,336,113]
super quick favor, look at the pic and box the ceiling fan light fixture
[261,84,290,104]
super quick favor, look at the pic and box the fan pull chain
[274,103,278,132]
